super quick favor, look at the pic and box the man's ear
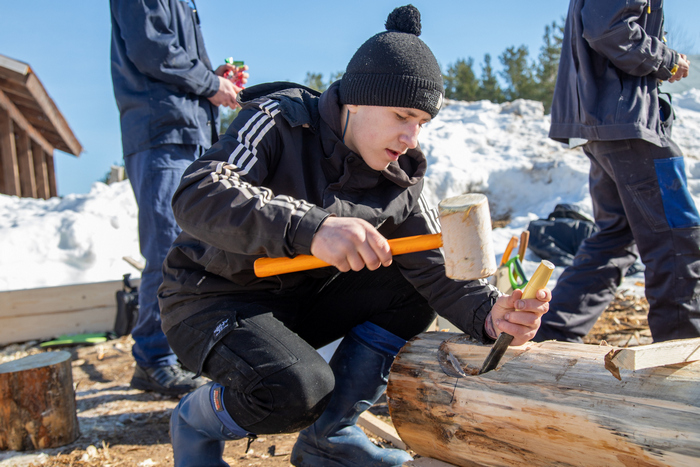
[346,104,360,115]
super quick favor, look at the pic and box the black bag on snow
[526,204,599,267]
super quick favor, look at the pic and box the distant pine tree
[304,72,326,92]
[443,58,479,101]
[304,71,344,92]
[499,45,539,102]
[535,21,564,113]
[476,54,505,103]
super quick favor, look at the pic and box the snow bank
[2,90,700,292]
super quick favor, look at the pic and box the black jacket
[159,81,499,341]
[549,0,678,145]
[110,0,220,156]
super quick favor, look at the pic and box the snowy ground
[2,90,700,294]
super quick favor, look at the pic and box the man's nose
[400,124,420,149]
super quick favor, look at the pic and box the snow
[3,91,700,294]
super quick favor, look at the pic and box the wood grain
[0,351,79,450]
[388,332,700,467]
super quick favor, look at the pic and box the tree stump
[0,350,79,451]
[387,332,700,467]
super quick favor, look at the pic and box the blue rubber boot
[170,382,254,467]
[291,322,412,467]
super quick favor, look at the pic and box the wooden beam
[358,412,407,450]
[0,306,116,346]
[16,129,36,198]
[24,73,82,156]
[46,150,57,197]
[0,89,54,155]
[606,337,700,371]
[0,78,37,107]
[0,54,30,78]
[0,107,20,196]
[32,141,49,199]
[0,55,81,157]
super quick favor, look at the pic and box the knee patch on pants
[217,346,335,434]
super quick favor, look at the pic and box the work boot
[170,381,254,467]
[291,322,412,467]
[131,362,205,397]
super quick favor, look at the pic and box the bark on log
[0,351,79,451]
[387,332,700,467]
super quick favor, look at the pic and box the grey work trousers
[536,137,700,342]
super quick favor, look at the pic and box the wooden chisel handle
[478,259,555,375]
[520,259,554,300]
[254,233,443,278]
[518,230,529,261]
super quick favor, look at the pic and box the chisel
[478,259,554,374]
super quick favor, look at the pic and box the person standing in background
[110,0,247,396]
[535,0,700,343]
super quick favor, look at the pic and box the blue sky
[2,0,699,196]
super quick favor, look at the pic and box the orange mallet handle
[254,233,443,277]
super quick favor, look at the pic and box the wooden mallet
[253,193,498,280]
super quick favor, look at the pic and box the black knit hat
[339,5,444,118]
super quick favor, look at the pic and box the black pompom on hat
[339,5,444,118]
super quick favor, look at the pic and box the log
[405,458,458,467]
[0,351,79,450]
[387,332,700,467]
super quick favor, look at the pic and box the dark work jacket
[550,0,678,146]
[110,0,220,156]
[159,81,499,341]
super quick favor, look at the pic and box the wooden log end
[0,351,79,451]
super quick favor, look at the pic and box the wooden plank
[0,55,30,77]
[16,129,36,198]
[46,150,56,197]
[1,280,134,317]
[123,256,145,271]
[0,280,140,345]
[0,89,54,155]
[358,411,407,450]
[388,332,700,467]
[0,107,20,196]
[0,55,81,157]
[0,80,39,109]
[24,74,81,156]
[0,306,116,346]
[32,142,49,199]
[607,337,700,371]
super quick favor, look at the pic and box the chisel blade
[478,332,513,374]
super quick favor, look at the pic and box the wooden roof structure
[0,53,82,199]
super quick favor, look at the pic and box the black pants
[166,263,435,434]
[536,138,700,342]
